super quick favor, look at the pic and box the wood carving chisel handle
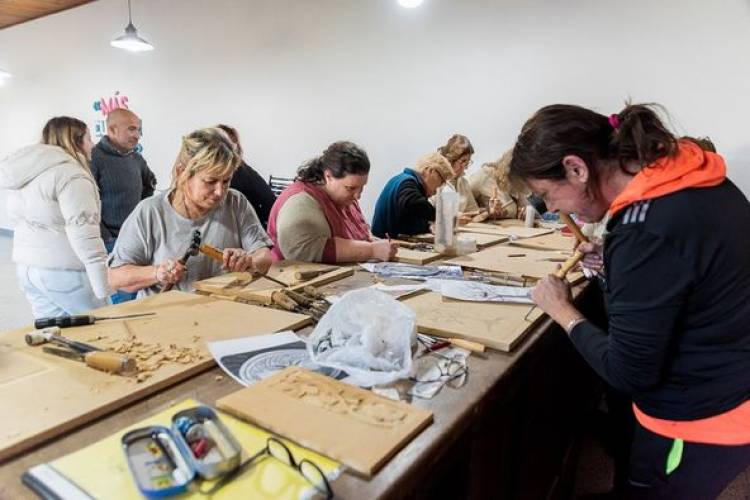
[271,291,298,312]
[447,337,486,353]
[199,244,224,263]
[83,351,137,375]
[34,315,96,329]
[558,213,589,244]
[555,250,585,279]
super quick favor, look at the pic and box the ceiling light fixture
[398,0,424,8]
[111,0,154,52]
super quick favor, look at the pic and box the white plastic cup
[525,205,537,228]
[456,235,477,255]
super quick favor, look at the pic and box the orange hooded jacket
[608,140,750,445]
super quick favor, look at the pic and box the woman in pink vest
[268,142,397,263]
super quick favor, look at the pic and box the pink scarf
[268,181,371,262]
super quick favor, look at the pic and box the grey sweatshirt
[90,136,157,241]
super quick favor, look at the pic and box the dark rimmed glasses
[411,345,469,386]
[202,436,333,498]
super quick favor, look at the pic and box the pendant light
[111,0,154,52]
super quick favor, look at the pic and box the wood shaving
[215,375,224,382]
[108,333,205,382]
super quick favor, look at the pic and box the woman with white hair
[108,127,272,296]
[0,116,112,317]
[371,152,453,238]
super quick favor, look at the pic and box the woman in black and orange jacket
[509,103,750,499]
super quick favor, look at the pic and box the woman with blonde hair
[372,152,453,237]
[0,116,112,318]
[469,149,528,219]
[435,134,480,214]
[108,127,272,296]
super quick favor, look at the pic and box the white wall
[2,0,750,230]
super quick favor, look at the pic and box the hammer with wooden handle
[26,328,136,375]
[161,230,202,293]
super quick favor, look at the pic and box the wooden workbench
[0,270,605,500]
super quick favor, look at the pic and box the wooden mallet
[526,195,589,279]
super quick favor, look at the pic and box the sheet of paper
[360,262,463,279]
[208,331,348,386]
[326,282,428,304]
[439,281,534,304]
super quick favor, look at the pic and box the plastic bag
[307,288,416,387]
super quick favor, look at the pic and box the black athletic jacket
[570,180,750,420]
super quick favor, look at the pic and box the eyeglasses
[409,345,468,399]
[202,436,333,498]
[456,157,473,168]
[412,355,468,384]
[434,168,447,184]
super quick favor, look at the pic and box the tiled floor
[0,234,33,331]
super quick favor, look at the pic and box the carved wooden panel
[217,367,433,477]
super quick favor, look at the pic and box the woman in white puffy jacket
[0,116,112,318]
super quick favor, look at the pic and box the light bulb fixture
[398,0,423,8]
[111,0,154,52]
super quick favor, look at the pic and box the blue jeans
[105,240,137,304]
[16,265,109,319]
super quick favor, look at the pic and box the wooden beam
[0,1,97,30]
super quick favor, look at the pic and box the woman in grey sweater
[108,127,272,296]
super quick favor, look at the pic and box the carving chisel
[200,242,289,287]
[33,312,155,329]
[42,346,137,375]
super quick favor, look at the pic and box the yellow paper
[50,399,340,499]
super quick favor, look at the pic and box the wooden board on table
[268,260,344,286]
[405,232,508,250]
[291,266,354,289]
[509,231,577,252]
[456,232,509,249]
[458,222,553,239]
[395,248,443,265]
[445,244,578,281]
[194,272,282,304]
[487,218,527,227]
[0,291,310,462]
[193,265,354,305]
[402,291,544,352]
[217,366,433,477]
